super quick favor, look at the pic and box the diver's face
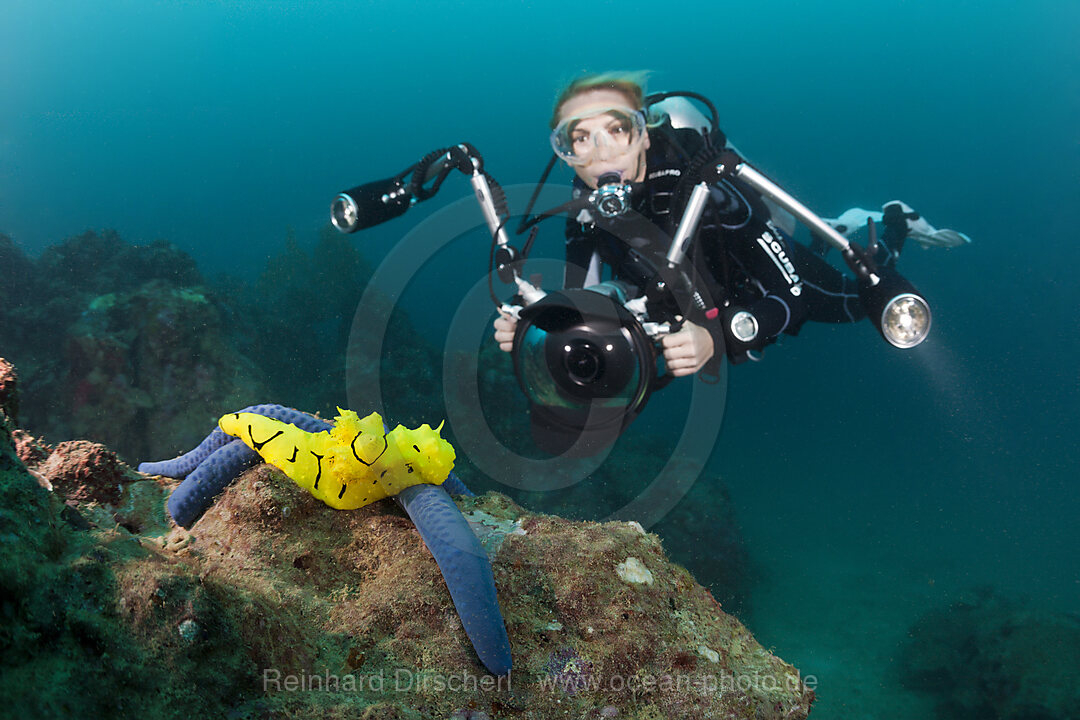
[555,89,650,189]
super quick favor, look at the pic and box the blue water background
[4,0,1079,712]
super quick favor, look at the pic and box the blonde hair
[550,71,651,128]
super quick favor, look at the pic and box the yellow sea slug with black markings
[218,408,455,509]
[141,403,511,676]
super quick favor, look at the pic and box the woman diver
[493,72,935,376]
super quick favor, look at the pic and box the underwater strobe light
[331,176,413,233]
[858,269,932,348]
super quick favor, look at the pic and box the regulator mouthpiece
[590,172,632,218]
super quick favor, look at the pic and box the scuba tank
[648,96,797,239]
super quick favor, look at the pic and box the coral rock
[12,429,52,467]
[36,439,136,505]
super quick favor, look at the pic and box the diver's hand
[493,312,517,353]
[661,321,714,377]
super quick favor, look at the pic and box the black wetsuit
[562,122,895,366]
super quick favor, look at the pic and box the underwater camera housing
[512,290,658,457]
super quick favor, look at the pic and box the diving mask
[550,107,647,166]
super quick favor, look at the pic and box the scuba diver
[330,72,969,455]
[494,73,968,378]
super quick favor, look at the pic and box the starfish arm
[442,471,474,497]
[232,403,333,433]
[166,438,260,529]
[138,427,233,478]
[395,483,512,676]
[138,404,332,478]
[153,405,332,527]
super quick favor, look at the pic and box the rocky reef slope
[0,357,813,719]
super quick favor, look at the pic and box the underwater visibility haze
[1,1,1078,718]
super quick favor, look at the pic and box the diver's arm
[787,242,865,324]
[728,221,810,342]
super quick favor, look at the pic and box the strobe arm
[331,144,544,309]
[331,143,500,234]
[710,151,880,285]
[708,151,931,348]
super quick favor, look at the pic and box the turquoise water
[3,1,1078,716]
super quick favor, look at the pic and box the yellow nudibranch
[219,409,455,510]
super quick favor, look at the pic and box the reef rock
[59,279,267,462]
[0,358,18,421]
[901,589,1080,720]
[33,439,139,506]
[0,232,268,464]
[0,366,813,719]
